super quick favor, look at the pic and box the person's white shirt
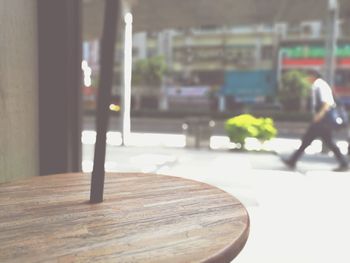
[311,78,335,114]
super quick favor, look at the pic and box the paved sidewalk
[82,133,350,262]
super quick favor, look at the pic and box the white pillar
[122,9,133,145]
[219,96,226,112]
[159,79,169,111]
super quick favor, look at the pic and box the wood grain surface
[0,173,249,263]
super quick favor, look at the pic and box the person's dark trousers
[289,121,348,166]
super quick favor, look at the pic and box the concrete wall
[0,1,39,183]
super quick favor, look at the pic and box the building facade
[82,18,347,113]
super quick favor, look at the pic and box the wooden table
[0,173,249,263]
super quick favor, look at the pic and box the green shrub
[224,114,277,149]
[279,70,310,111]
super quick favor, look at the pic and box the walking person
[282,71,349,172]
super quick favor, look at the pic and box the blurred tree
[132,56,167,87]
[278,70,310,111]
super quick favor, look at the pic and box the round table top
[0,173,249,263]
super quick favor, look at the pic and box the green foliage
[255,117,278,141]
[278,70,310,110]
[132,56,167,86]
[224,114,277,148]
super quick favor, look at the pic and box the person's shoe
[333,164,349,172]
[281,157,296,169]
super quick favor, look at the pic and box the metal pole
[322,0,338,153]
[325,0,338,88]
[90,0,120,203]
[276,49,285,91]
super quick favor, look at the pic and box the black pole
[90,0,120,203]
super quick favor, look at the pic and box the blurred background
[2,0,350,178]
[82,0,350,116]
[80,0,350,171]
[2,1,350,262]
